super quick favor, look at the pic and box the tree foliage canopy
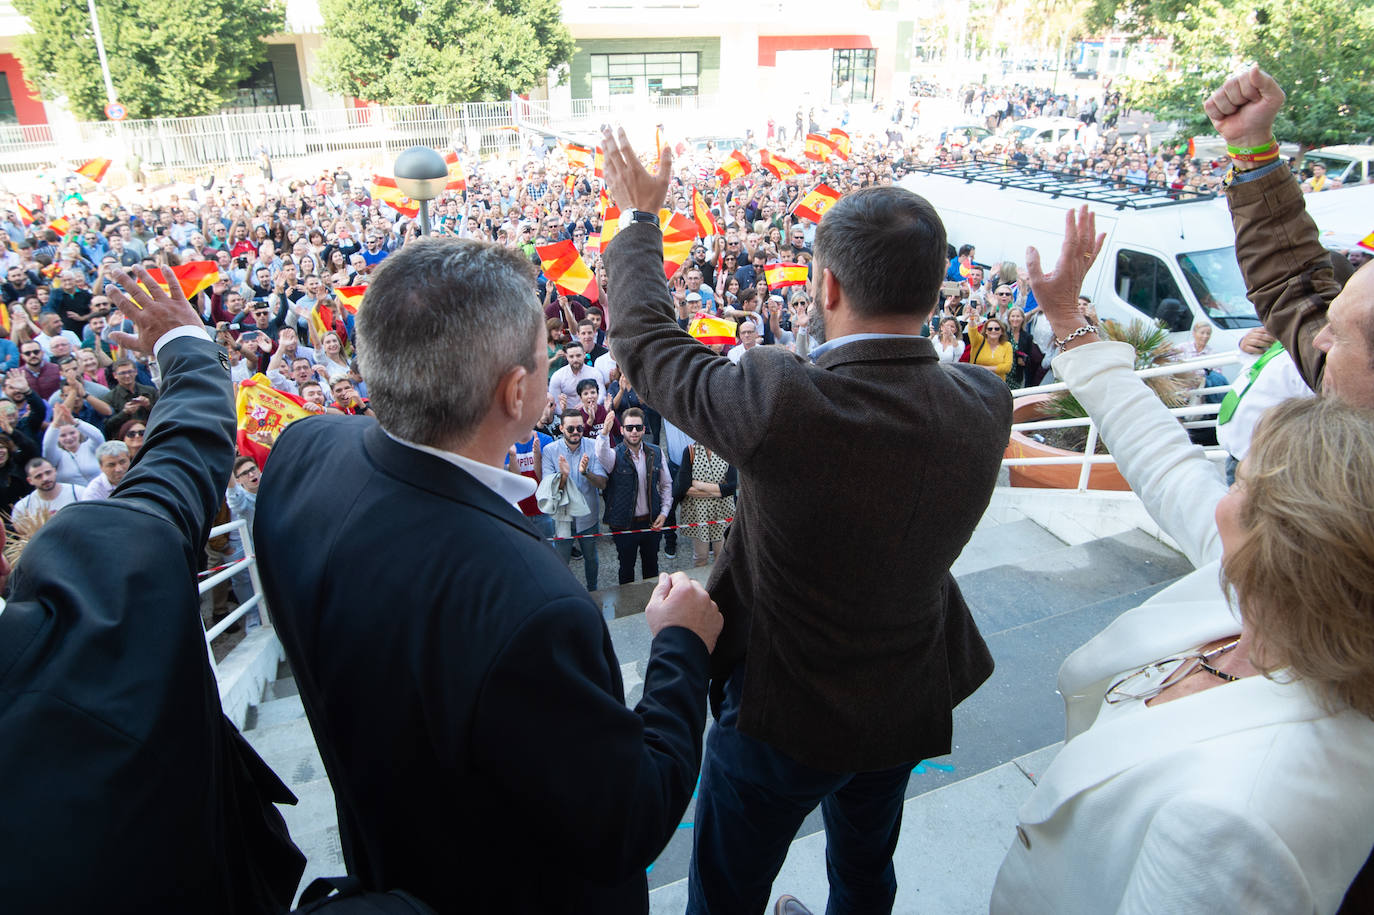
[1092,0,1374,148]
[316,0,575,105]
[14,0,284,120]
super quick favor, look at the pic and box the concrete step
[647,743,1065,914]
[248,692,305,730]
[950,516,1067,578]
[278,776,337,855]
[263,674,299,701]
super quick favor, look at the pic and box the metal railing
[1002,351,1243,492]
[0,95,724,177]
[199,517,269,672]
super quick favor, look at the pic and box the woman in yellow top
[965,309,1014,381]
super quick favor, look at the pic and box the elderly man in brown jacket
[1206,67,1374,915]
[601,129,1012,915]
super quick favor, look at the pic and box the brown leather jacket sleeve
[1226,166,1340,391]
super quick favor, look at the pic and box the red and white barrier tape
[545,517,733,541]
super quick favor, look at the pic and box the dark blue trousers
[687,671,914,915]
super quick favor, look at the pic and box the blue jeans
[553,519,599,591]
[687,671,914,915]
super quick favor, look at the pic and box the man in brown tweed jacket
[601,128,1012,914]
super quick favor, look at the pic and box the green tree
[315,0,574,104]
[1091,0,1374,149]
[14,0,284,120]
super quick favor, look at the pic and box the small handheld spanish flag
[691,189,718,240]
[714,150,752,185]
[15,202,33,227]
[688,312,737,346]
[48,216,71,237]
[764,262,809,288]
[442,150,466,192]
[760,149,806,180]
[76,158,111,183]
[661,213,697,280]
[804,134,836,162]
[370,176,420,218]
[148,261,219,300]
[828,129,851,160]
[537,240,599,303]
[562,143,593,169]
[793,183,842,223]
[334,285,366,314]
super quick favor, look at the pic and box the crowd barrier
[198,517,269,672]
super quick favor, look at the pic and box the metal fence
[1000,351,1242,492]
[0,95,721,179]
[199,517,269,673]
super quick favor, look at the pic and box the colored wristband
[1230,150,1281,165]
[1225,140,1277,157]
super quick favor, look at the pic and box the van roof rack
[904,161,1218,210]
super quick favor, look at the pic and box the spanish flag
[15,202,32,226]
[654,126,664,163]
[828,129,851,160]
[235,374,316,468]
[148,261,219,300]
[584,232,601,256]
[793,183,842,223]
[76,158,111,183]
[714,150,751,184]
[601,207,620,250]
[595,148,605,179]
[662,213,697,280]
[0,301,10,335]
[442,150,466,192]
[48,216,70,236]
[537,240,599,303]
[760,149,806,180]
[804,134,836,162]
[691,189,718,239]
[688,312,737,346]
[370,175,420,218]
[309,301,338,341]
[764,262,809,288]
[563,143,593,169]
[334,285,366,314]
[1359,231,1374,253]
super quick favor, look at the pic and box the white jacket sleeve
[1053,342,1225,568]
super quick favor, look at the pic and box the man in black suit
[0,267,304,911]
[602,129,1013,915]
[254,237,722,913]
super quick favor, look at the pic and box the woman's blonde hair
[1223,396,1374,718]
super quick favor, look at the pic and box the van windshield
[1303,153,1358,184]
[1175,248,1260,330]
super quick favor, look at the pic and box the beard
[807,298,826,345]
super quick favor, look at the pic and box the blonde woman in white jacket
[991,207,1374,915]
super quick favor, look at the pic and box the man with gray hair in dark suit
[255,236,723,913]
[602,128,1013,915]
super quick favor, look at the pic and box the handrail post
[239,520,271,631]
[1076,421,1099,492]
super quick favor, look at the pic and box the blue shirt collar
[809,332,919,363]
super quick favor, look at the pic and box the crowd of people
[3,64,1374,915]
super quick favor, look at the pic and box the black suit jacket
[607,221,1012,772]
[0,336,304,912]
[255,417,710,913]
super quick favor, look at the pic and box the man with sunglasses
[596,405,672,585]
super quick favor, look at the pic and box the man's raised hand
[105,266,203,357]
[601,127,671,215]
[1203,66,1285,151]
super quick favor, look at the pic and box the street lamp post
[393,146,450,237]
[86,0,117,106]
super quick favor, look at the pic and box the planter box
[1005,394,1129,491]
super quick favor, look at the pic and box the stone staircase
[239,504,1194,908]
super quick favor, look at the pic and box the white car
[1301,145,1374,187]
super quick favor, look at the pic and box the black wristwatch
[629,209,660,228]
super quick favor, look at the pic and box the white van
[1302,145,1374,187]
[900,162,1260,371]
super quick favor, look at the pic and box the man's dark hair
[112,358,136,374]
[575,378,598,396]
[622,406,645,423]
[586,305,603,318]
[560,408,584,424]
[299,380,323,395]
[958,243,975,257]
[813,187,947,319]
[576,319,594,331]
[562,341,584,354]
[25,457,50,474]
[232,455,258,475]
